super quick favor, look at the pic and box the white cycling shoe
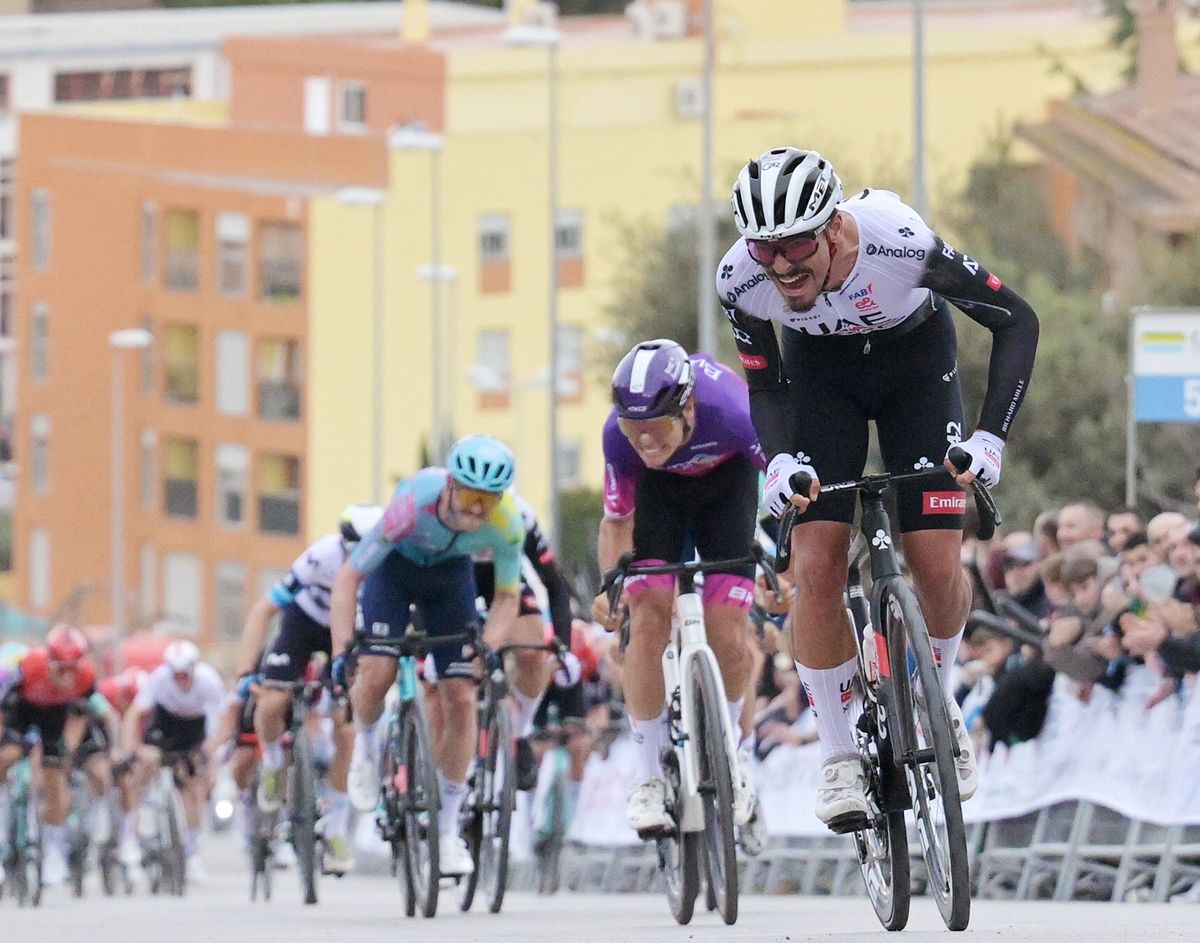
[438,834,474,876]
[626,778,672,835]
[946,697,978,801]
[732,746,757,827]
[815,754,870,834]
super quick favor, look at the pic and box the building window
[29,528,50,610]
[54,67,191,103]
[257,338,302,421]
[140,203,156,284]
[140,543,157,623]
[556,324,584,401]
[30,302,48,382]
[30,414,49,495]
[258,453,301,535]
[215,330,249,416]
[258,221,303,302]
[215,444,248,528]
[257,568,287,600]
[216,212,249,297]
[557,439,582,490]
[139,315,154,394]
[163,437,199,519]
[162,552,202,637]
[474,329,510,409]
[338,82,367,131]
[555,208,585,289]
[214,562,247,642]
[163,323,199,404]
[139,428,156,511]
[479,214,510,293]
[479,214,510,263]
[164,208,200,291]
[31,189,50,271]
[0,256,12,338]
[0,159,13,241]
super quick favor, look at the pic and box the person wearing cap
[592,339,767,850]
[1000,540,1049,619]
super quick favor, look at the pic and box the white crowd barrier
[567,665,1200,848]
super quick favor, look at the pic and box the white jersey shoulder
[718,189,936,338]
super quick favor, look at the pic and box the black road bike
[775,449,999,931]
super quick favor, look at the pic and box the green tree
[557,486,604,599]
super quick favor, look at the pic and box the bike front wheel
[882,582,970,931]
[401,696,440,919]
[478,698,515,914]
[690,655,738,925]
[291,728,320,905]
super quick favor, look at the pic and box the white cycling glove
[947,430,1004,488]
[553,651,582,689]
[763,452,817,518]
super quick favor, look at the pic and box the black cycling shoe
[515,736,538,791]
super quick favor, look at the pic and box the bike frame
[668,585,737,834]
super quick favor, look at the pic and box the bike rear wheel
[882,582,970,931]
[401,697,440,919]
[479,699,515,914]
[658,750,699,926]
[291,729,320,905]
[690,655,738,925]
[164,784,188,897]
[457,698,487,912]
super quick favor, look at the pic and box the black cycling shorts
[1,697,69,760]
[631,452,759,579]
[261,603,331,683]
[473,562,541,618]
[781,298,966,533]
[144,705,206,756]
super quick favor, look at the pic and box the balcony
[164,478,197,518]
[258,379,301,422]
[259,492,300,535]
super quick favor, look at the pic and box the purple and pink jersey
[602,355,766,518]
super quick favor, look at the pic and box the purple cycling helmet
[611,339,696,419]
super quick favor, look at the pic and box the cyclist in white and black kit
[721,148,1038,831]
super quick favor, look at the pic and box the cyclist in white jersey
[721,148,1039,831]
[118,641,225,877]
[238,503,382,874]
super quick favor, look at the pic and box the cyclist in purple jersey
[592,340,766,845]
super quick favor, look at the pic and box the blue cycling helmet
[611,339,695,419]
[447,435,515,493]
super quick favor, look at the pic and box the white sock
[355,719,379,761]
[43,823,67,854]
[796,658,859,761]
[261,739,285,769]
[629,710,668,782]
[930,627,965,696]
[511,687,544,739]
[436,772,469,834]
[186,826,200,856]
[325,789,352,839]
[726,698,745,741]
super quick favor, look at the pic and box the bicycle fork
[666,591,737,834]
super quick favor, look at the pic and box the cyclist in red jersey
[0,625,101,886]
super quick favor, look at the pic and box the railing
[164,478,197,518]
[259,493,299,535]
[257,380,301,421]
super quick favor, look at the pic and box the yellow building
[15,0,1184,639]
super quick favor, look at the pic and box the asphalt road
[3,835,1197,942]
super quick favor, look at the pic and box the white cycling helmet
[163,639,200,674]
[730,148,843,241]
[340,503,384,545]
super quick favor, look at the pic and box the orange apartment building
[12,94,398,648]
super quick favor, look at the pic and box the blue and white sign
[1132,310,1200,423]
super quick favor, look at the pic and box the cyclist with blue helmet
[592,339,767,848]
[328,434,523,878]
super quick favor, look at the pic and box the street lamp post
[503,24,562,543]
[337,187,387,501]
[912,0,928,219]
[417,263,459,459]
[389,125,445,464]
[109,328,152,673]
[697,0,717,356]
